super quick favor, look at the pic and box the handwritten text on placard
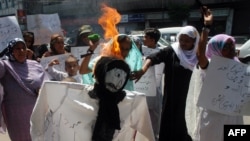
[27,13,63,45]
[197,56,250,116]
[0,16,23,52]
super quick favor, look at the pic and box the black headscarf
[91,56,130,141]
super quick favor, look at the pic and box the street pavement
[0,116,249,141]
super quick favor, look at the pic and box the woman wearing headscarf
[185,7,243,141]
[131,25,200,141]
[79,34,142,90]
[0,38,48,141]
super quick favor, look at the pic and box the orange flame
[98,4,123,59]
[98,4,121,39]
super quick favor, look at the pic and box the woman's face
[52,36,65,54]
[119,37,131,58]
[12,42,27,63]
[221,38,236,59]
[178,34,196,50]
[24,36,33,49]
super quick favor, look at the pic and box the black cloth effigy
[91,57,130,141]
[147,47,193,141]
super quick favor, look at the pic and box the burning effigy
[97,4,143,78]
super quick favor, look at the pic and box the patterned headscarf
[206,34,235,59]
[0,38,26,61]
[172,25,200,71]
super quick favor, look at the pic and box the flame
[98,4,121,39]
[98,4,123,59]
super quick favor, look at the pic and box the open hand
[130,69,145,83]
[202,6,213,26]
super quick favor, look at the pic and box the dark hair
[117,34,132,48]
[22,31,35,46]
[50,34,64,54]
[144,28,161,44]
[117,34,130,43]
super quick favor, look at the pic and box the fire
[98,4,121,40]
[98,4,123,59]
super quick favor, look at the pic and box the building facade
[0,0,249,37]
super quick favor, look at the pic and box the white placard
[134,46,163,96]
[40,54,71,79]
[197,56,250,116]
[134,58,157,97]
[27,13,63,45]
[30,81,155,141]
[0,16,23,52]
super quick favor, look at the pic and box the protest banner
[0,16,23,52]
[134,63,157,96]
[27,13,63,45]
[133,46,164,96]
[197,56,250,116]
[30,81,155,141]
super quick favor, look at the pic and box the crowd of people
[0,5,248,141]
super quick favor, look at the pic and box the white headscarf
[172,26,200,71]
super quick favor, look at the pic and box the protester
[79,34,142,90]
[42,34,68,57]
[131,35,143,55]
[75,25,94,46]
[63,25,95,53]
[22,31,39,60]
[140,27,163,140]
[46,54,82,83]
[131,25,200,141]
[0,38,48,141]
[185,7,243,141]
